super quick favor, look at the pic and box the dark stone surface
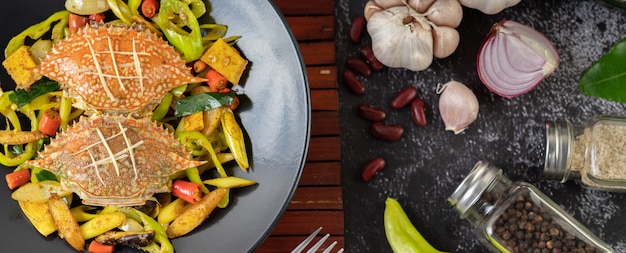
[336,0,626,252]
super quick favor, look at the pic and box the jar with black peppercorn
[448,160,613,253]
[544,115,626,191]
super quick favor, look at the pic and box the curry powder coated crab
[33,24,205,116]
[26,115,205,206]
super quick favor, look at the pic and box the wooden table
[256,0,344,252]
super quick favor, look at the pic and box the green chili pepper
[154,0,204,62]
[176,131,227,178]
[185,167,210,194]
[4,10,70,58]
[151,92,174,122]
[200,23,228,42]
[59,96,72,131]
[181,0,206,18]
[127,0,141,16]
[0,142,37,167]
[107,0,134,24]
[384,198,448,253]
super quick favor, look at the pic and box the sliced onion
[477,20,559,98]
[65,0,110,15]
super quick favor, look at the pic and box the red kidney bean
[361,157,386,182]
[359,45,384,71]
[349,16,366,43]
[346,56,371,77]
[410,98,427,126]
[371,122,403,141]
[390,87,417,109]
[342,69,365,94]
[358,103,386,122]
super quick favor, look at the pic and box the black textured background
[336,0,626,252]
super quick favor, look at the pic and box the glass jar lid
[449,160,498,219]
[544,120,571,181]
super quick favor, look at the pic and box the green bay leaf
[579,37,626,102]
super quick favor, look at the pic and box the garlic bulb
[367,6,434,71]
[365,0,463,71]
[438,80,479,134]
[458,0,521,15]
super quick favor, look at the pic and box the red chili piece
[390,87,417,109]
[371,122,403,141]
[410,98,427,126]
[349,16,366,43]
[89,13,106,23]
[359,45,384,71]
[342,69,365,94]
[68,14,88,34]
[361,157,386,182]
[172,180,202,204]
[142,0,159,18]
[357,103,386,122]
[346,56,371,77]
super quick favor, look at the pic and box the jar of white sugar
[544,115,626,191]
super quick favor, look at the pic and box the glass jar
[544,115,626,191]
[448,161,613,253]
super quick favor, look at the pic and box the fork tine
[306,233,330,253]
[321,240,337,253]
[290,227,322,253]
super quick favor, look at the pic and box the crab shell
[26,114,205,206]
[33,24,205,116]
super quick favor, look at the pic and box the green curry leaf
[579,38,626,102]
[173,91,235,117]
[8,78,60,108]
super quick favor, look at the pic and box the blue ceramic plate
[0,0,309,252]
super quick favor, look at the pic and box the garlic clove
[407,0,436,13]
[432,26,460,59]
[458,0,521,15]
[367,6,433,71]
[374,0,407,9]
[364,1,383,21]
[438,80,479,134]
[425,0,463,28]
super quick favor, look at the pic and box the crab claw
[221,108,249,171]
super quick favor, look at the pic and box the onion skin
[477,20,559,98]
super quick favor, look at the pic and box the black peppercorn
[488,193,599,253]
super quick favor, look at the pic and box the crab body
[26,114,205,206]
[34,24,204,116]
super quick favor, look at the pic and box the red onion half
[477,20,559,98]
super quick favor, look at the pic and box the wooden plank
[288,186,343,210]
[270,211,344,235]
[307,66,337,89]
[286,16,334,41]
[311,89,338,111]
[299,162,342,186]
[274,0,334,15]
[307,136,341,161]
[257,235,344,253]
[311,111,340,136]
[299,41,336,66]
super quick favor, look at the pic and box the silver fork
[290,227,344,253]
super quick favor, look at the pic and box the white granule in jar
[571,124,626,187]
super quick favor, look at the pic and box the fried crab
[33,24,205,116]
[26,114,205,206]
